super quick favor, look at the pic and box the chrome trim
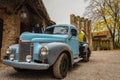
[19,42,32,62]
[3,60,50,70]
[20,40,31,42]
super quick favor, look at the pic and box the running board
[74,57,83,63]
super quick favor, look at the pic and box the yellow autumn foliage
[78,32,84,42]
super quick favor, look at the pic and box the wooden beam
[37,0,50,19]
[13,0,25,14]
[28,0,43,19]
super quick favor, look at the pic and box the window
[45,27,54,34]
[71,29,77,36]
[45,26,68,35]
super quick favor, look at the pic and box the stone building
[70,14,92,50]
[0,0,55,60]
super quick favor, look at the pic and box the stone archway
[70,14,92,50]
[0,18,3,60]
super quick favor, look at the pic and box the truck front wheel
[83,48,90,62]
[53,53,69,79]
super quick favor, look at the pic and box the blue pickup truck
[3,24,91,79]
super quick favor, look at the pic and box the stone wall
[0,0,55,60]
[1,15,20,59]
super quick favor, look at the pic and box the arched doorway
[0,18,3,59]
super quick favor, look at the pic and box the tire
[53,53,69,79]
[83,49,90,62]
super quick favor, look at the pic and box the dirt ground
[0,50,120,80]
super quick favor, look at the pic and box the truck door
[68,29,79,58]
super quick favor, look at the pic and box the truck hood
[20,32,68,43]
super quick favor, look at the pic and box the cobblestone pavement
[0,50,120,80]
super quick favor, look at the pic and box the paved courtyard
[0,50,120,80]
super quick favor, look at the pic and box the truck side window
[71,29,77,36]
[45,27,54,34]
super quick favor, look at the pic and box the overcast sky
[43,0,89,24]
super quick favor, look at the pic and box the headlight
[41,46,48,56]
[6,48,11,54]
[26,55,32,63]
[10,54,14,61]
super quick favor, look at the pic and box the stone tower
[70,14,92,50]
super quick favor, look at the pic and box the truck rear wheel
[53,53,69,79]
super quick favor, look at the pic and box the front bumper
[3,60,50,70]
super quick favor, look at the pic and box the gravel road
[0,50,120,80]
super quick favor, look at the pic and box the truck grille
[19,42,33,62]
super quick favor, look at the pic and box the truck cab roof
[47,24,77,30]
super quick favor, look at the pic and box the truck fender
[82,43,89,52]
[45,42,74,67]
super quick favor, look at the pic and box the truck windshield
[45,26,68,34]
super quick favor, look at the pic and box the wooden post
[42,19,47,30]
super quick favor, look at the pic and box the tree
[84,0,120,49]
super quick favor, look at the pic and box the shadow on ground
[5,63,82,80]
[6,69,54,79]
